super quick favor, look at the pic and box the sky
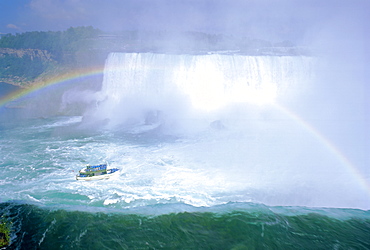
[0,0,369,44]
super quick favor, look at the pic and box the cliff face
[0,48,55,87]
[0,48,53,62]
[0,46,107,88]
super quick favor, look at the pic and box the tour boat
[76,163,119,181]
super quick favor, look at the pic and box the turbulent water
[1,53,369,249]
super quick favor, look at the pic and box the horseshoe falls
[92,53,310,127]
[1,53,369,249]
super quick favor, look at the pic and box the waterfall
[94,53,314,128]
[84,52,370,208]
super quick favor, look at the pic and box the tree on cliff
[0,26,102,62]
[0,26,102,84]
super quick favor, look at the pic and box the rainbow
[274,103,370,203]
[0,66,105,108]
[1,65,369,207]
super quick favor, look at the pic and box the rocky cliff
[0,48,53,61]
[0,48,56,87]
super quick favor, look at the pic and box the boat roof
[84,164,107,172]
[86,163,107,169]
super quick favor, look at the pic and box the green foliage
[0,216,11,248]
[0,54,50,82]
[0,26,103,83]
[0,26,102,62]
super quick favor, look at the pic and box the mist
[1,0,369,209]
[289,2,369,174]
[5,0,369,148]
[7,1,365,42]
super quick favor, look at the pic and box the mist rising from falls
[89,53,314,131]
[79,52,370,208]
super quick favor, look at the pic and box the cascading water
[84,52,369,208]
[2,52,370,249]
[91,53,314,129]
[1,52,368,210]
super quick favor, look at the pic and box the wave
[1,202,369,249]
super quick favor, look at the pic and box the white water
[89,53,314,129]
[1,53,369,211]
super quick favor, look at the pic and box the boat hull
[76,174,111,181]
[76,168,119,181]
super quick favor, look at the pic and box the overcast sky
[0,0,368,43]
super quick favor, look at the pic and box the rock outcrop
[0,48,53,61]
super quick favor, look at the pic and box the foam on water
[0,113,368,211]
[1,53,369,212]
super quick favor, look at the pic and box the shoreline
[0,81,21,88]
[0,80,28,88]
[0,82,21,100]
